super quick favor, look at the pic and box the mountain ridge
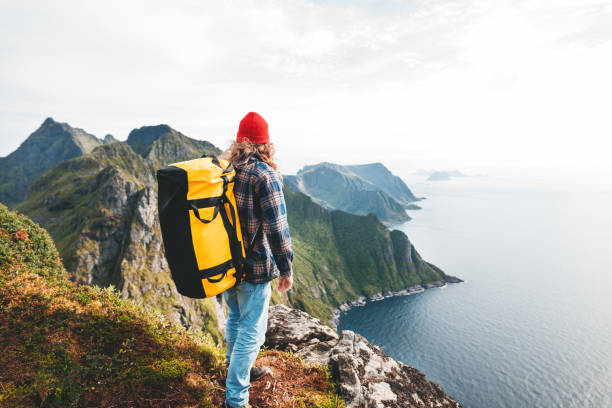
[286,161,421,224]
[0,117,104,205]
[344,162,421,203]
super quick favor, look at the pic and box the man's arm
[254,166,294,278]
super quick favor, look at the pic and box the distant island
[414,169,485,181]
[427,171,455,181]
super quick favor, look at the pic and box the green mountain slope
[0,118,103,206]
[285,162,420,225]
[283,186,453,321]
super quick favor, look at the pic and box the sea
[337,176,612,408]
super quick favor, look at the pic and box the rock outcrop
[266,304,462,408]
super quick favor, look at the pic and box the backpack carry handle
[190,202,220,224]
[190,170,230,225]
[206,269,228,283]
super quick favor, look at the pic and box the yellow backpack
[157,155,252,298]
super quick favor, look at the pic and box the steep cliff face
[116,186,224,336]
[266,305,462,408]
[19,142,150,276]
[0,117,103,206]
[283,186,458,323]
[18,130,225,341]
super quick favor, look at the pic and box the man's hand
[278,275,293,292]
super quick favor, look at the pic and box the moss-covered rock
[0,202,64,281]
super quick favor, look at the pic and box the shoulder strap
[245,174,264,257]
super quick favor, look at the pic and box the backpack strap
[235,223,262,283]
[217,181,263,284]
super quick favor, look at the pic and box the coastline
[330,277,463,329]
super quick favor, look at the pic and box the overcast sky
[1,0,611,191]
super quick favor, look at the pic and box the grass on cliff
[0,203,344,408]
[283,186,448,324]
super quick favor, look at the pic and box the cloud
[0,0,610,190]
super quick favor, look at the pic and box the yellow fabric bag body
[157,155,247,299]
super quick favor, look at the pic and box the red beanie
[237,112,269,144]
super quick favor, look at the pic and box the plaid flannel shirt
[233,153,293,283]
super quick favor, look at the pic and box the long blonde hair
[220,141,278,171]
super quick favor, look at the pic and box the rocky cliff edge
[266,304,462,408]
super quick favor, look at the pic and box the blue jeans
[223,280,271,407]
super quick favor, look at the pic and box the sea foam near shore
[330,280,456,328]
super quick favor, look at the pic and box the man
[220,112,294,408]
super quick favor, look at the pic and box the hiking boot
[224,362,273,381]
[250,365,273,381]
